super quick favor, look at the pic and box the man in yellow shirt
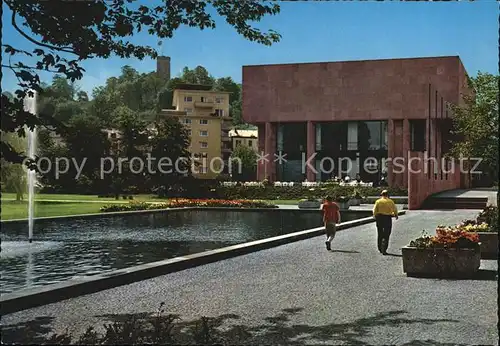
[373,190,398,255]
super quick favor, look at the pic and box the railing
[194,101,215,109]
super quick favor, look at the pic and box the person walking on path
[321,196,341,251]
[373,190,398,255]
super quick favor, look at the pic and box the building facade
[160,85,232,179]
[242,56,470,188]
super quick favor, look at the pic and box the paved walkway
[2,210,497,345]
[434,189,498,206]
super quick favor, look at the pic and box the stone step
[422,197,488,210]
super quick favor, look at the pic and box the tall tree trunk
[16,188,23,201]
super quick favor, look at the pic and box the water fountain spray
[24,90,37,243]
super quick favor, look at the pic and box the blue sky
[2,1,498,96]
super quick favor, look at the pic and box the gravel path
[1,210,497,345]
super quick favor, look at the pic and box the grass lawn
[1,193,163,202]
[0,193,300,220]
[1,193,300,205]
[267,199,299,205]
[1,200,112,220]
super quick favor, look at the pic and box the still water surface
[1,209,370,293]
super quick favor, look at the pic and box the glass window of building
[410,120,426,152]
[358,121,388,151]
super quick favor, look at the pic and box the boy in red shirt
[321,196,341,251]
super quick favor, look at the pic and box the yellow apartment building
[159,84,233,179]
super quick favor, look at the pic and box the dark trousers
[375,215,392,253]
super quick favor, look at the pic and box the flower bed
[100,202,166,212]
[402,228,481,278]
[165,199,277,209]
[100,199,277,212]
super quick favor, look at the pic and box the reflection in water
[26,249,33,288]
[1,210,370,293]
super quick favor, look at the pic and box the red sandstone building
[242,56,471,208]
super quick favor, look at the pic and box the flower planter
[478,232,498,260]
[401,246,481,278]
[298,200,321,209]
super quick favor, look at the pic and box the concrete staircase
[422,196,488,210]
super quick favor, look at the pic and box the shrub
[5,302,223,345]
[477,205,498,231]
[459,205,498,232]
[214,185,406,201]
[351,189,364,199]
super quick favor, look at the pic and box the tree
[52,100,87,123]
[148,117,192,195]
[45,75,78,100]
[35,75,88,125]
[58,115,110,193]
[109,110,150,196]
[230,93,243,125]
[91,67,167,124]
[0,132,27,200]
[2,0,281,164]
[230,143,257,181]
[90,85,122,126]
[213,77,240,104]
[181,66,215,86]
[449,72,499,184]
[77,91,89,102]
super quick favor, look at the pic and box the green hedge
[214,185,407,200]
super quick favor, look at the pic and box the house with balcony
[159,83,232,179]
[229,129,258,152]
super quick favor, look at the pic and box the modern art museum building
[242,56,470,189]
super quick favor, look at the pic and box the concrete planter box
[402,246,481,278]
[298,200,321,209]
[478,232,498,260]
[338,201,350,210]
[349,198,361,206]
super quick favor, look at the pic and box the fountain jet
[24,90,37,243]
